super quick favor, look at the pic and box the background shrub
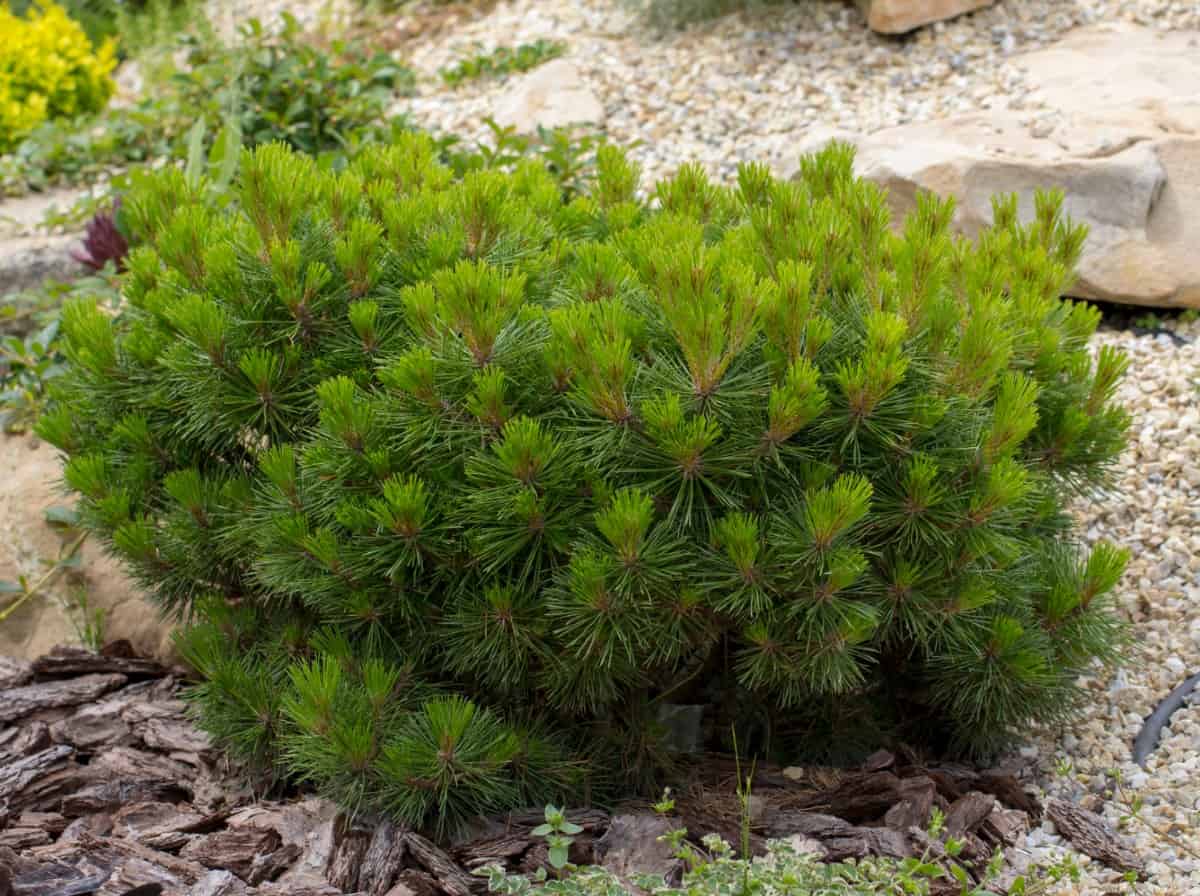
[43,139,1129,833]
[0,13,414,196]
[0,1,117,152]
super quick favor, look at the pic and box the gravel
[1016,316,1200,896]
[392,0,1200,185]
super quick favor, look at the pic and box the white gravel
[391,0,1200,185]
[1015,317,1200,896]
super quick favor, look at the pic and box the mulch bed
[0,644,1143,896]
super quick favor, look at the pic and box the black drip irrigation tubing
[1132,670,1200,767]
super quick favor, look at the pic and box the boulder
[856,0,995,33]
[809,24,1200,309]
[0,434,175,661]
[491,59,605,134]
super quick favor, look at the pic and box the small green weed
[68,585,107,651]
[532,805,584,874]
[441,39,566,87]
[0,524,88,628]
[627,0,796,30]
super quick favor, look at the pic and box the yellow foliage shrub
[0,2,117,153]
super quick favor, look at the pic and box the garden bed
[2,3,1199,895]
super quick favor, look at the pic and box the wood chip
[386,869,442,896]
[111,801,218,852]
[0,722,51,765]
[139,717,212,755]
[62,780,190,817]
[327,820,372,892]
[246,843,304,886]
[16,811,67,835]
[982,806,1030,846]
[883,776,936,831]
[974,771,1042,820]
[48,693,139,750]
[187,869,249,896]
[760,809,908,861]
[0,828,50,850]
[0,745,74,805]
[94,856,182,896]
[10,863,109,896]
[360,820,408,896]
[0,657,32,690]
[405,832,478,896]
[863,749,896,772]
[0,673,127,724]
[453,833,532,869]
[180,827,283,880]
[944,791,996,837]
[32,645,167,682]
[88,747,198,791]
[75,830,210,884]
[799,771,904,823]
[1045,798,1145,873]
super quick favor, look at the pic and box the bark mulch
[0,644,1143,896]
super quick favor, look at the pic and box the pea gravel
[393,0,1200,186]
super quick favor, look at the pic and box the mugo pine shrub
[42,138,1130,833]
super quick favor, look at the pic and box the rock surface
[490,58,605,134]
[0,188,87,296]
[0,434,174,661]
[856,0,995,34]
[0,234,86,296]
[826,24,1200,308]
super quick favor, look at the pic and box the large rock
[0,434,174,660]
[856,0,995,33]
[814,24,1200,309]
[491,59,605,134]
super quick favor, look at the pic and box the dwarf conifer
[42,137,1129,834]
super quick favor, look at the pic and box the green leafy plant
[178,15,414,157]
[1,271,122,432]
[1,13,414,196]
[0,316,65,434]
[43,138,1130,834]
[437,118,605,202]
[441,40,567,88]
[533,805,584,873]
[67,583,108,651]
[480,832,1103,896]
[7,0,196,55]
